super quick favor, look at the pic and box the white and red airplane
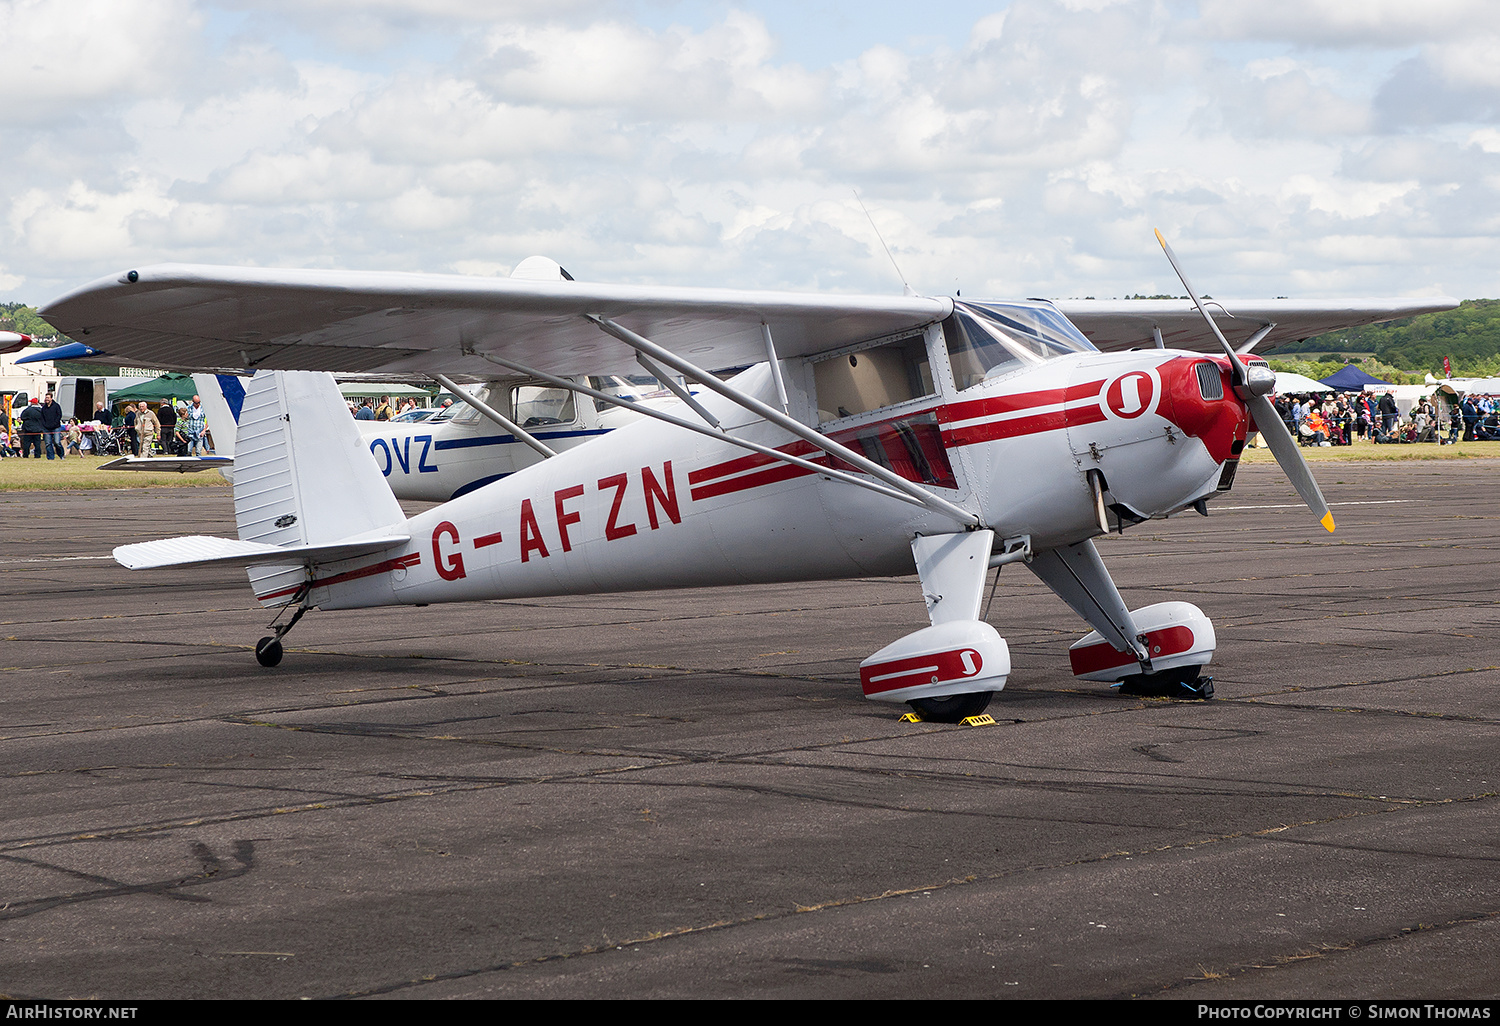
[36,237,1454,721]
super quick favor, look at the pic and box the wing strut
[583,314,982,528]
[1236,323,1275,354]
[431,372,556,459]
[761,322,791,414]
[469,349,929,512]
[635,354,721,429]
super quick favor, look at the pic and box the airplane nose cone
[1242,363,1276,397]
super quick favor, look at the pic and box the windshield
[960,301,1096,358]
[429,384,508,424]
[945,300,1098,389]
[588,374,662,402]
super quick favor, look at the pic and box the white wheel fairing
[860,621,1010,704]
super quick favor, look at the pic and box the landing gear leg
[860,532,1012,715]
[255,584,312,668]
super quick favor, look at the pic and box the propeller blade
[1154,229,1245,388]
[1154,228,1333,533]
[1244,392,1334,532]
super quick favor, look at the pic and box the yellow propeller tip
[1154,228,1166,247]
[1320,512,1335,533]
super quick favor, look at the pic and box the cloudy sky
[6,0,1500,306]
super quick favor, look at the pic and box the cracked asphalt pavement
[1,460,1496,999]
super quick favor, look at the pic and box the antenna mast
[853,189,913,296]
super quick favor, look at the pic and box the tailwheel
[254,583,310,668]
[255,636,284,668]
[906,691,994,724]
[1117,666,1214,700]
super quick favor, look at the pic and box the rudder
[233,370,406,605]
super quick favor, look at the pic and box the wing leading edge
[41,264,953,379]
[40,264,1455,375]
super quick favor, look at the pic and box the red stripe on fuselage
[689,455,824,501]
[940,404,1105,447]
[688,440,821,487]
[256,551,422,602]
[687,379,1105,500]
[937,379,1105,426]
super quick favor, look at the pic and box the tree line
[1265,299,1500,378]
[0,303,62,341]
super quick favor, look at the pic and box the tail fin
[234,371,406,604]
[192,372,243,468]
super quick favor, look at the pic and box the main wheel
[906,691,994,723]
[1118,666,1213,699]
[255,636,284,668]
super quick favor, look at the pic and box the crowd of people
[4,384,1498,460]
[347,395,425,420]
[0,388,448,459]
[1,393,211,459]
[1271,391,1499,445]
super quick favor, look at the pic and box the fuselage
[274,303,1252,613]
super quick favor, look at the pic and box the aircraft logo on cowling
[1104,370,1158,420]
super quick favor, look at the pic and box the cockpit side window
[512,385,577,427]
[812,333,934,423]
[444,384,505,424]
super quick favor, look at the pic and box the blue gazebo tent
[1319,365,1392,392]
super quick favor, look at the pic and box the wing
[1054,297,1459,353]
[97,455,234,473]
[40,264,953,378]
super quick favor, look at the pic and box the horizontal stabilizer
[114,533,409,571]
[97,456,233,474]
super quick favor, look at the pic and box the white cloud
[377,185,473,232]
[1424,37,1500,92]
[0,0,201,120]
[1281,174,1418,218]
[10,181,176,263]
[477,13,827,120]
[209,147,410,204]
[1217,64,1372,136]
[1197,0,1500,46]
[5,0,1500,304]
[1469,128,1500,152]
